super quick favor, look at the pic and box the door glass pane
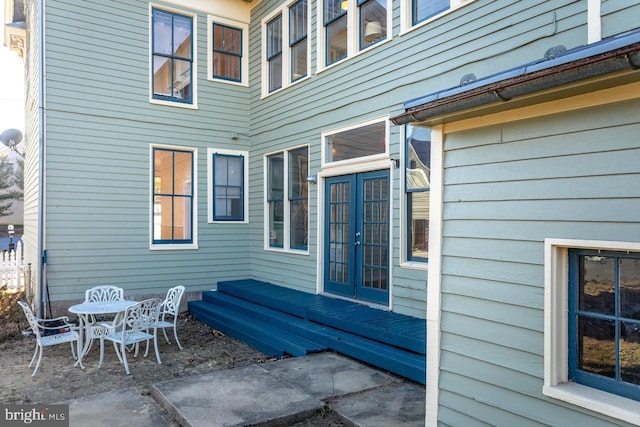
[361,176,388,291]
[326,121,385,163]
[579,255,615,315]
[329,182,350,284]
[578,316,615,378]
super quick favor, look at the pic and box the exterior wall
[35,0,253,302]
[436,96,640,426]
[602,0,638,39]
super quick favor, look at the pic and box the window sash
[412,0,449,26]
[212,23,242,82]
[152,148,194,244]
[288,147,308,250]
[289,0,308,82]
[568,249,640,401]
[152,8,193,103]
[213,153,244,221]
[267,15,283,92]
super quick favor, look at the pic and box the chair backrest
[85,285,124,303]
[162,285,185,316]
[122,298,162,334]
[18,301,42,341]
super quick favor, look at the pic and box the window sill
[543,383,640,425]
[264,246,309,256]
[208,77,248,87]
[150,98,198,110]
[400,260,428,270]
[150,243,199,251]
[261,75,311,100]
[316,38,392,76]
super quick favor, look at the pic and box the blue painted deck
[188,279,426,384]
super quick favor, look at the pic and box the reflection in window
[412,0,449,26]
[289,0,308,82]
[324,0,347,65]
[213,153,244,221]
[405,125,430,261]
[267,15,283,92]
[325,121,386,163]
[359,0,387,49]
[569,250,640,400]
[152,148,194,244]
[152,8,193,103]
[212,23,242,82]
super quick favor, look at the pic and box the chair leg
[113,342,124,364]
[173,326,183,350]
[98,338,104,368]
[28,343,38,368]
[31,346,43,377]
[162,327,171,344]
[121,342,131,375]
[153,331,162,365]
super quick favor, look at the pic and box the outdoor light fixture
[306,175,318,184]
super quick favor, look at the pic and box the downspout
[36,0,46,317]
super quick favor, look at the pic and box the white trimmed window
[544,239,640,425]
[262,0,310,97]
[208,16,249,86]
[150,5,197,108]
[150,145,198,249]
[318,0,391,70]
[264,146,309,252]
[400,0,476,34]
[207,148,249,223]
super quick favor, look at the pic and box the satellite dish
[0,129,23,147]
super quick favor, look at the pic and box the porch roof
[391,29,640,126]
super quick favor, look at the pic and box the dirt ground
[0,292,353,426]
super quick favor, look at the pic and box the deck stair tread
[190,279,426,384]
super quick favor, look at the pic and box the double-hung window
[208,149,248,222]
[263,0,310,96]
[322,0,389,68]
[412,0,449,25]
[151,146,196,247]
[151,7,194,105]
[405,125,430,262]
[208,16,249,86]
[568,249,640,401]
[266,146,309,251]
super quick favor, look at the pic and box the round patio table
[68,300,136,368]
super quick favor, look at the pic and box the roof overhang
[391,30,640,127]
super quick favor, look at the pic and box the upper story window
[265,146,309,251]
[323,118,387,166]
[321,0,389,68]
[262,0,310,96]
[412,0,449,25]
[151,146,196,247]
[208,148,249,223]
[151,7,195,105]
[568,249,640,401]
[405,125,430,262]
[208,16,249,86]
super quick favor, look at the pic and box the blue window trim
[324,0,347,66]
[288,147,309,251]
[151,8,194,104]
[267,15,283,92]
[568,249,640,401]
[152,147,194,245]
[289,0,308,83]
[212,23,242,83]
[411,0,449,27]
[212,153,244,221]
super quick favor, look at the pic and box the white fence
[0,240,24,291]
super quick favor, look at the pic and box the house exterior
[20,0,640,425]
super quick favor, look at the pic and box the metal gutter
[36,0,46,317]
[391,30,640,126]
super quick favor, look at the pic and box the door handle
[355,241,361,246]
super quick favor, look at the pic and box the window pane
[153,10,172,55]
[153,56,172,97]
[578,316,616,379]
[173,15,192,58]
[269,201,284,247]
[290,200,308,249]
[325,0,346,22]
[214,53,241,81]
[327,121,385,162]
[269,55,283,92]
[409,191,429,260]
[213,24,242,82]
[154,195,173,240]
[579,255,615,315]
[173,151,192,196]
[406,125,431,190]
[289,148,308,198]
[268,154,284,200]
[621,321,640,385]
[620,258,640,320]
[267,16,282,58]
[413,0,449,25]
[326,15,347,65]
[214,24,241,54]
[291,42,307,82]
[359,0,386,49]
[290,0,307,43]
[172,196,192,240]
[173,59,191,100]
[154,150,173,193]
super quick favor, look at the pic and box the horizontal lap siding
[439,98,640,425]
[602,0,640,39]
[43,0,252,300]
[247,0,584,317]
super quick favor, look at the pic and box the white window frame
[149,4,198,109]
[317,0,393,72]
[263,144,310,254]
[544,238,640,425]
[207,148,249,224]
[149,144,198,250]
[399,0,475,35]
[207,16,249,87]
[321,116,390,170]
[261,0,312,98]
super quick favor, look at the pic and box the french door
[324,170,389,305]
